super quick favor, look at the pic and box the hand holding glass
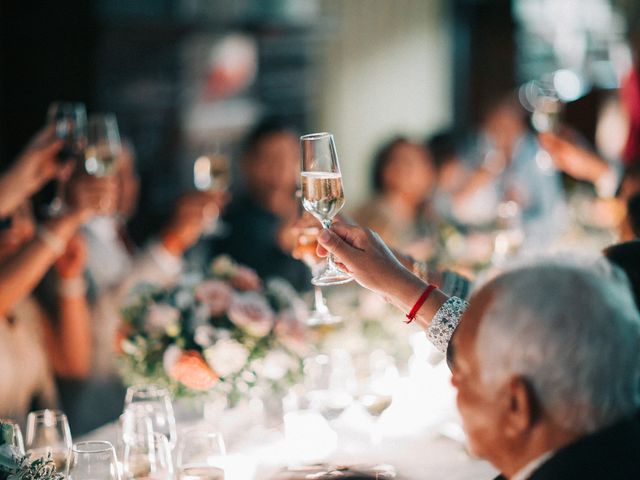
[300,133,352,286]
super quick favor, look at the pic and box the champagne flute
[124,385,177,449]
[25,409,72,472]
[66,441,121,480]
[84,113,122,177]
[300,132,352,286]
[46,101,88,216]
[291,215,340,326]
[193,150,231,236]
[176,429,226,480]
[0,418,25,455]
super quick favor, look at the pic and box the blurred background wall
[316,0,452,204]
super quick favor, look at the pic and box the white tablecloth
[81,362,497,480]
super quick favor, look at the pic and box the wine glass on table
[176,429,226,480]
[0,418,25,455]
[124,385,178,450]
[123,432,174,480]
[84,113,122,178]
[193,149,231,236]
[25,409,72,472]
[46,101,88,216]
[300,132,352,286]
[66,441,121,480]
[291,212,340,326]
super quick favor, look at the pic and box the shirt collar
[510,451,554,480]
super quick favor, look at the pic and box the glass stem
[321,219,338,272]
[314,286,328,313]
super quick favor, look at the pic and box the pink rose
[195,280,233,316]
[146,303,180,332]
[230,266,261,291]
[228,292,274,337]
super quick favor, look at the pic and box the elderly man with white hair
[317,222,640,480]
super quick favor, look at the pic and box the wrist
[58,276,88,298]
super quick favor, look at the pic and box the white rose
[228,292,274,337]
[204,339,249,377]
[146,303,180,332]
[194,325,216,348]
[262,350,295,380]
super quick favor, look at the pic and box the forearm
[53,288,92,379]
[0,166,37,217]
[0,213,82,318]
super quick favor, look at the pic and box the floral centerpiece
[118,256,308,404]
[0,422,62,480]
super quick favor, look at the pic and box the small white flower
[174,289,193,309]
[204,338,249,377]
[194,325,216,348]
[146,303,180,332]
[262,350,294,380]
[121,339,139,356]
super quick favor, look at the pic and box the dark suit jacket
[494,411,640,479]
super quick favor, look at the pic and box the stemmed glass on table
[46,101,88,216]
[1,418,25,455]
[176,430,226,480]
[66,441,121,480]
[300,132,352,286]
[124,385,178,450]
[25,409,73,472]
[291,212,340,325]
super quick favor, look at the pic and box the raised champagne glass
[84,113,122,177]
[300,132,352,286]
[46,101,88,216]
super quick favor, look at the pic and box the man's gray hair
[475,259,640,433]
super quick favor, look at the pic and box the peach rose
[169,350,219,391]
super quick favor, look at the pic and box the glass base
[306,310,341,327]
[311,272,353,286]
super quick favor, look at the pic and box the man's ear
[503,376,539,438]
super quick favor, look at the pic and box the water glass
[124,385,177,448]
[25,409,72,472]
[176,429,226,480]
[66,441,121,480]
[0,418,25,454]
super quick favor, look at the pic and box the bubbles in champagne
[301,172,345,223]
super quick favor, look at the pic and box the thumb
[318,228,360,265]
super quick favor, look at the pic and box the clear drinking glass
[84,113,122,177]
[300,132,352,286]
[123,432,174,480]
[66,441,121,480]
[291,213,340,325]
[0,418,25,455]
[25,409,72,472]
[193,150,231,236]
[124,385,177,449]
[46,101,88,216]
[176,430,226,480]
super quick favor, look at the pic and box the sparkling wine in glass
[193,151,230,236]
[84,113,122,177]
[66,441,121,480]
[46,101,88,216]
[25,409,72,472]
[300,132,352,286]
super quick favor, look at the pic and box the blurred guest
[0,165,115,425]
[353,137,437,257]
[317,223,640,479]
[624,193,640,240]
[210,118,310,290]
[67,143,222,434]
[460,95,566,245]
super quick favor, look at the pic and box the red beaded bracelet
[405,284,438,324]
